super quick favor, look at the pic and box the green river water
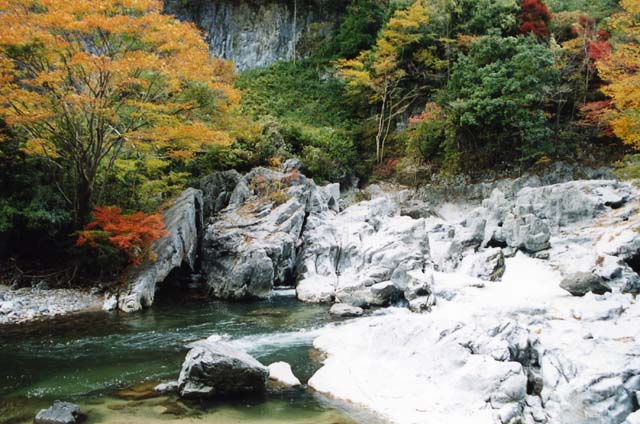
[0,292,384,424]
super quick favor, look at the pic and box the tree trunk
[76,176,94,227]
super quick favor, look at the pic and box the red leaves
[77,206,167,266]
[408,103,445,128]
[374,158,399,178]
[519,0,552,38]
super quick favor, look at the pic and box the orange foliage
[77,206,167,266]
[596,0,640,149]
[0,0,239,222]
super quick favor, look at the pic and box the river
[0,290,384,424]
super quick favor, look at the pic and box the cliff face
[165,0,342,70]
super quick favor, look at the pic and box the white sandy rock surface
[305,179,640,424]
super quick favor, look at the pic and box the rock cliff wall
[165,0,342,70]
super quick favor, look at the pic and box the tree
[329,0,387,59]
[596,0,640,149]
[519,0,553,38]
[447,35,558,167]
[0,0,239,225]
[335,0,436,163]
[560,15,611,104]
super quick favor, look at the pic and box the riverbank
[0,285,102,326]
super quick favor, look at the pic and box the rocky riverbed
[300,173,640,424]
[5,162,640,424]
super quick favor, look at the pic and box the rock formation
[178,339,269,398]
[108,188,203,312]
[165,0,341,70]
[200,166,339,299]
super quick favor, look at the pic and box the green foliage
[236,59,361,182]
[454,0,520,36]
[326,0,387,59]
[237,60,358,129]
[615,154,640,181]
[0,139,72,236]
[446,35,559,167]
[546,0,620,19]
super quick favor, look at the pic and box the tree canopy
[0,0,239,224]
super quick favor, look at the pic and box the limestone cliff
[165,0,343,70]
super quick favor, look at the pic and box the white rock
[102,293,118,311]
[329,303,363,317]
[625,410,640,424]
[268,362,301,387]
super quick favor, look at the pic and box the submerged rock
[35,401,82,424]
[268,362,301,387]
[178,340,268,399]
[560,272,611,296]
[329,303,364,317]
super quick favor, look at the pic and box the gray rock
[114,188,203,312]
[34,280,49,290]
[400,203,438,219]
[0,301,14,315]
[560,272,611,296]
[329,303,363,317]
[369,281,403,306]
[178,340,268,399]
[461,248,506,281]
[408,295,435,313]
[202,168,338,299]
[297,195,431,310]
[200,170,241,217]
[35,401,82,424]
[165,0,340,70]
[281,158,305,174]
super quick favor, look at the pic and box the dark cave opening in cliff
[154,263,208,306]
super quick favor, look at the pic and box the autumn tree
[596,0,640,149]
[0,0,239,225]
[519,0,553,37]
[335,0,437,163]
[77,206,166,266]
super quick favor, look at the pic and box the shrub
[76,207,167,267]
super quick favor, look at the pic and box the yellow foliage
[0,0,240,168]
[597,0,640,149]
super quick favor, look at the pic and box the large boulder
[201,167,339,299]
[178,340,268,398]
[560,272,611,296]
[35,401,82,424]
[111,188,203,312]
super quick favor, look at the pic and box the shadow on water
[0,293,385,424]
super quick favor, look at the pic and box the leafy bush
[76,207,167,266]
[446,35,559,168]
